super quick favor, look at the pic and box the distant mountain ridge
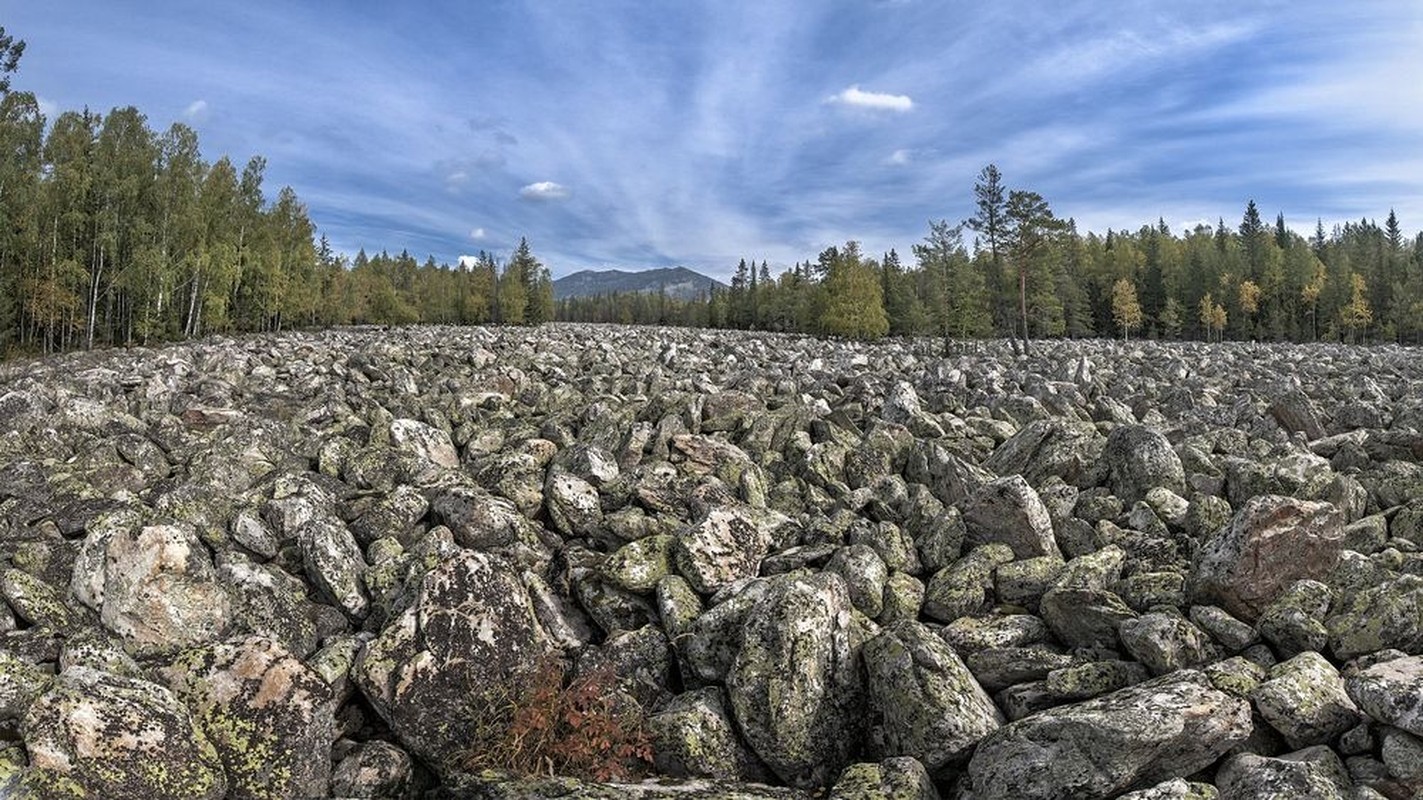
[553,267,725,301]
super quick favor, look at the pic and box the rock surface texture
[1,325,1421,797]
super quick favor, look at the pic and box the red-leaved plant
[464,653,654,782]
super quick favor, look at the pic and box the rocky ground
[1,323,1422,799]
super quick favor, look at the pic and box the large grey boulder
[674,507,773,595]
[16,666,226,799]
[862,620,1002,771]
[647,686,771,782]
[353,549,553,775]
[727,572,868,789]
[1192,495,1345,621]
[1251,651,1361,749]
[961,475,1060,560]
[1346,654,1423,736]
[73,520,232,657]
[1215,746,1351,800]
[965,670,1252,800]
[161,635,338,800]
[1103,425,1186,505]
[828,757,939,800]
[1327,575,1423,659]
[297,516,370,619]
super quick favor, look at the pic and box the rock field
[2,323,1423,799]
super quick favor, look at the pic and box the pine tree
[0,25,24,95]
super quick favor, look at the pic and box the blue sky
[8,1,1422,279]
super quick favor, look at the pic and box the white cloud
[886,149,912,165]
[445,171,469,193]
[519,181,571,201]
[469,227,487,240]
[827,84,914,112]
[37,96,58,120]
[183,99,209,120]
[457,254,480,268]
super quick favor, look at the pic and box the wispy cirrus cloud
[11,0,1421,279]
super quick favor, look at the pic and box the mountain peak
[553,267,726,301]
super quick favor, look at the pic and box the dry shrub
[463,653,654,782]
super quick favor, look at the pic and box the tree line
[560,165,1422,347]
[0,27,552,357]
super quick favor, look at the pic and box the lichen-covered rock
[1104,425,1187,506]
[298,516,370,619]
[329,740,414,799]
[604,534,676,593]
[675,507,773,595]
[965,670,1252,800]
[389,417,460,475]
[1117,778,1220,799]
[1039,586,1138,651]
[216,552,322,658]
[648,686,771,782]
[1189,605,1260,653]
[941,614,1051,655]
[828,757,939,800]
[161,635,337,799]
[727,572,868,789]
[1252,651,1361,749]
[826,545,888,618]
[1327,575,1423,659]
[76,521,232,657]
[2,568,79,632]
[922,544,1014,623]
[1192,495,1345,622]
[961,476,1061,560]
[994,556,1065,611]
[1346,654,1423,736]
[862,620,1003,771]
[1042,659,1149,702]
[353,549,552,775]
[17,666,226,799]
[965,647,1080,693]
[1215,746,1352,800]
[1256,579,1332,657]
[1118,612,1216,675]
[545,467,604,538]
[0,650,51,720]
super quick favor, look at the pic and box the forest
[2,25,1420,358]
[562,186,1419,348]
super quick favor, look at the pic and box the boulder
[961,475,1061,560]
[1346,654,1423,736]
[648,686,771,782]
[17,666,226,799]
[862,620,1003,771]
[162,635,338,800]
[74,521,232,657]
[828,757,938,800]
[1192,495,1345,621]
[329,740,415,799]
[1251,651,1361,749]
[1215,746,1351,800]
[727,572,868,789]
[965,670,1252,800]
[674,507,773,595]
[353,549,553,775]
[1103,425,1186,505]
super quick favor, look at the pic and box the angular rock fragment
[1192,494,1345,621]
[966,670,1251,800]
